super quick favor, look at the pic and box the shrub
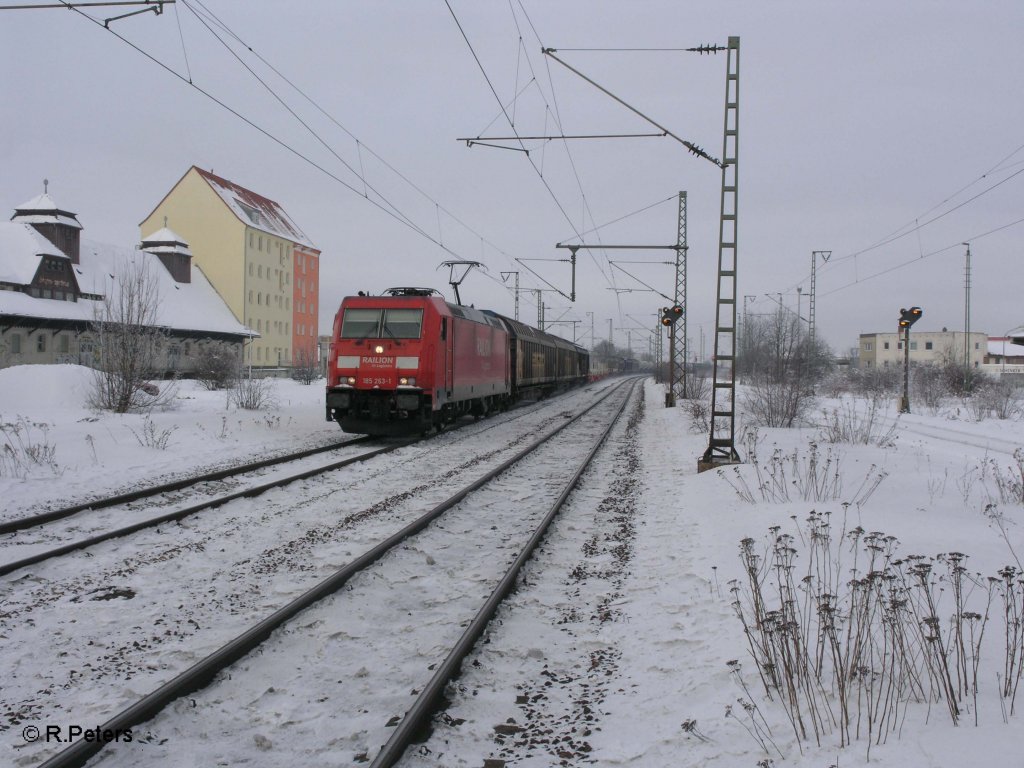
[195,346,239,390]
[129,416,177,450]
[0,417,59,477]
[816,396,897,446]
[230,374,277,411]
[721,432,887,507]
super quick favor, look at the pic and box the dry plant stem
[730,514,1024,755]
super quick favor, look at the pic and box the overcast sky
[3,1,1022,355]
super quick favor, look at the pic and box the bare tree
[291,345,321,385]
[741,306,832,427]
[88,257,174,413]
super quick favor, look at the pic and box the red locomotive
[325,288,589,435]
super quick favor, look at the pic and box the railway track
[32,377,641,768]
[0,384,615,579]
[0,436,374,535]
[895,416,1022,456]
[0,436,403,577]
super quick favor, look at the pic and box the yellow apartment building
[140,167,321,370]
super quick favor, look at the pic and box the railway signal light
[898,306,922,329]
[660,305,683,326]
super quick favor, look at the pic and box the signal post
[898,306,922,413]
[661,304,683,407]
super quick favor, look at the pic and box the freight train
[325,288,590,435]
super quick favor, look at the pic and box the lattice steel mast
[673,191,688,400]
[699,36,742,472]
[809,250,830,345]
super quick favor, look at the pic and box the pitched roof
[0,221,252,338]
[12,191,83,229]
[0,221,69,283]
[192,167,314,247]
[140,226,192,256]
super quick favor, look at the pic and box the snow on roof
[0,227,253,338]
[0,221,68,283]
[194,168,313,248]
[987,339,1024,357]
[141,226,192,256]
[12,192,83,229]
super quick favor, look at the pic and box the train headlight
[374,345,385,354]
[346,376,356,385]
[398,377,417,386]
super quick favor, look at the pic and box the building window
[898,342,903,350]
[257,293,262,305]
[37,334,46,353]
[258,265,263,278]
[256,347,262,361]
[249,232,254,247]
[259,236,263,251]
[249,263,254,276]
[883,342,890,350]
[11,334,22,354]
[925,341,933,350]
[975,342,980,350]
[864,342,873,351]
[59,335,69,353]
[910,341,918,350]
[249,290,253,303]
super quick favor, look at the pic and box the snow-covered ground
[1,365,1022,767]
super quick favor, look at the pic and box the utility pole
[654,316,663,381]
[963,242,972,372]
[796,287,803,333]
[535,289,543,330]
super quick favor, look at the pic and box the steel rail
[370,378,640,767]
[0,437,371,535]
[36,379,637,768]
[0,440,405,578]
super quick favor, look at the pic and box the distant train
[325,288,590,435]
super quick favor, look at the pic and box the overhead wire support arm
[459,131,667,144]
[103,2,165,27]
[519,249,578,302]
[541,48,723,168]
[0,1,172,8]
[461,140,530,153]
[608,263,675,303]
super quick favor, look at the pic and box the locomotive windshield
[340,307,423,339]
[383,308,422,339]
[340,308,381,338]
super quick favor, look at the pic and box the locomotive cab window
[341,308,382,338]
[383,309,423,339]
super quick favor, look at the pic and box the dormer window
[236,199,261,226]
